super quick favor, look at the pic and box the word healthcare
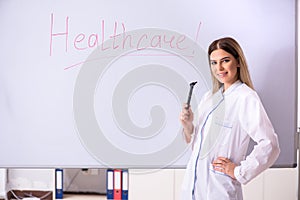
[49,13,202,57]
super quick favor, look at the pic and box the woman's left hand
[212,157,237,179]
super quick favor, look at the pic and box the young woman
[180,37,280,200]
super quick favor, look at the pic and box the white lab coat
[181,80,280,200]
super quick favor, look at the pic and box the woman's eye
[222,59,230,63]
[210,61,217,65]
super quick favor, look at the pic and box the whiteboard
[0,0,296,168]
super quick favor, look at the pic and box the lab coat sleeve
[234,92,280,184]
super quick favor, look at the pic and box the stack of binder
[107,169,128,200]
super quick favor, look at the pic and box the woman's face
[210,49,239,91]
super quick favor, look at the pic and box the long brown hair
[208,37,254,93]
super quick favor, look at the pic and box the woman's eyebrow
[220,56,231,60]
[210,56,231,61]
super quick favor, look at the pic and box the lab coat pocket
[199,119,233,159]
[208,167,241,200]
[214,119,233,157]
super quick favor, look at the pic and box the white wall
[128,167,298,200]
[0,169,6,199]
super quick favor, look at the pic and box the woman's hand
[179,104,194,143]
[212,157,236,179]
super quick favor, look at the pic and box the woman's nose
[216,62,224,70]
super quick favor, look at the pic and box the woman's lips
[217,72,228,78]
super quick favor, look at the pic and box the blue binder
[55,169,63,199]
[122,169,129,200]
[106,169,114,200]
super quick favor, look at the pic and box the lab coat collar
[221,80,243,96]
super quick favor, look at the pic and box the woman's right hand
[179,103,194,143]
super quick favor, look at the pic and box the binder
[122,169,129,200]
[55,169,63,199]
[106,169,114,200]
[113,169,122,200]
